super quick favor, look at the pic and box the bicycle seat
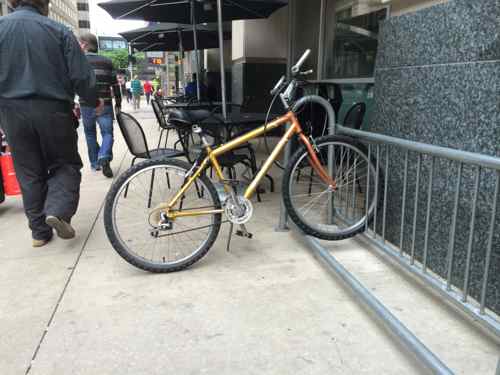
[168,109,212,127]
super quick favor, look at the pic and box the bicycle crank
[224,195,253,225]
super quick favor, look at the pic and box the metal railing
[336,124,500,343]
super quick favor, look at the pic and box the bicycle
[104,50,379,273]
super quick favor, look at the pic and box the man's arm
[110,67,122,110]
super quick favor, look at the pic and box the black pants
[0,99,83,240]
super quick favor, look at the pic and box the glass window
[291,0,322,79]
[100,39,113,50]
[113,40,126,49]
[323,3,388,79]
[77,2,88,11]
[79,20,91,29]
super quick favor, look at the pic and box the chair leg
[157,129,164,150]
[296,168,302,182]
[166,171,171,189]
[147,168,156,209]
[174,139,181,150]
[124,157,137,198]
[265,174,275,193]
[164,129,170,148]
[308,168,314,196]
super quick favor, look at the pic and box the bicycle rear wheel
[282,135,379,240]
[104,158,222,273]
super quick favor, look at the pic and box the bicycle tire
[282,135,380,241]
[104,158,222,273]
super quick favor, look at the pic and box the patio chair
[151,99,176,149]
[343,102,366,130]
[116,111,185,168]
[298,102,367,196]
[167,108,269,202]
[116,111,186,203]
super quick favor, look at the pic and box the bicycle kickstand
[226,222,234,252]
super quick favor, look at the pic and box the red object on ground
[0,153,21,196]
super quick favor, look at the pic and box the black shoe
[45,216,75,239]
[102,161,113,178]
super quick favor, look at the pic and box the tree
[101,49,145,72]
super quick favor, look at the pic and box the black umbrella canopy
[126,31,231,52]
[121,22,229,44]
[120,22,231,51]
[98,0,288,24]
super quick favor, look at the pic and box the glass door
[321,1,389,128]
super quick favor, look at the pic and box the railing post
[480,171,500,313]
[422,156,435,272]
[411,154,421,265]
[447,162,462,290]
[400,150,409,255]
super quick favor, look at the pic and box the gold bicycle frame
[163,111,337,220]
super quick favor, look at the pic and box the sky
[89,0,146,36]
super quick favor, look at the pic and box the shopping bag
[0,153,21,196]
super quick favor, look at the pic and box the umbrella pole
[216,0,227,119]
[128,43,134,79]
[191,0,201,101]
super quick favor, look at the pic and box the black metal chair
[343,102,366,130]
[167,108,269,201]
[151,99,177,149]
[116,111,186,204]
[298,102,367,196]
[116,111,185,168]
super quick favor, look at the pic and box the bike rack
[277,97,500,373]
[297,230,454,375]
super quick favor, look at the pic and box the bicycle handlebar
[291,49,311,75]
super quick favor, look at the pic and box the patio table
[199,111,282,142]
[162,101,233,111]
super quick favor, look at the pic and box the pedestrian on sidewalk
[131,76,142,110]
[143,80,153,105]
[78,32,121,178]
[0,0,102,247]
[125,80,132,103]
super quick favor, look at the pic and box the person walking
[125,79,132,103]
[0,0,100,247]
[78,32,121,178]
[131,76,142,110]
[143,80,153,105]
[152,77,160,93]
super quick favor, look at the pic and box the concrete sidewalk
[1,103,498,374]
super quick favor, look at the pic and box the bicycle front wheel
[104,158,222,273]
[283,135,379,240]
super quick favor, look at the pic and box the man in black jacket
[78,32,122,178]
[0,0,100,247]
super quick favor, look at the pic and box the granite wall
[369,0,500,313]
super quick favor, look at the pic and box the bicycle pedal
[235,230,253,239]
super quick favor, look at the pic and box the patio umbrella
[121,23,231,98]
[99,0,288,118]
[120,23,230,50]
[98,0,288,24]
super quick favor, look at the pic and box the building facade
[0,0,8,17]
[0,0,80,35]
[77,0,90,35]
[48,0,79,34]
